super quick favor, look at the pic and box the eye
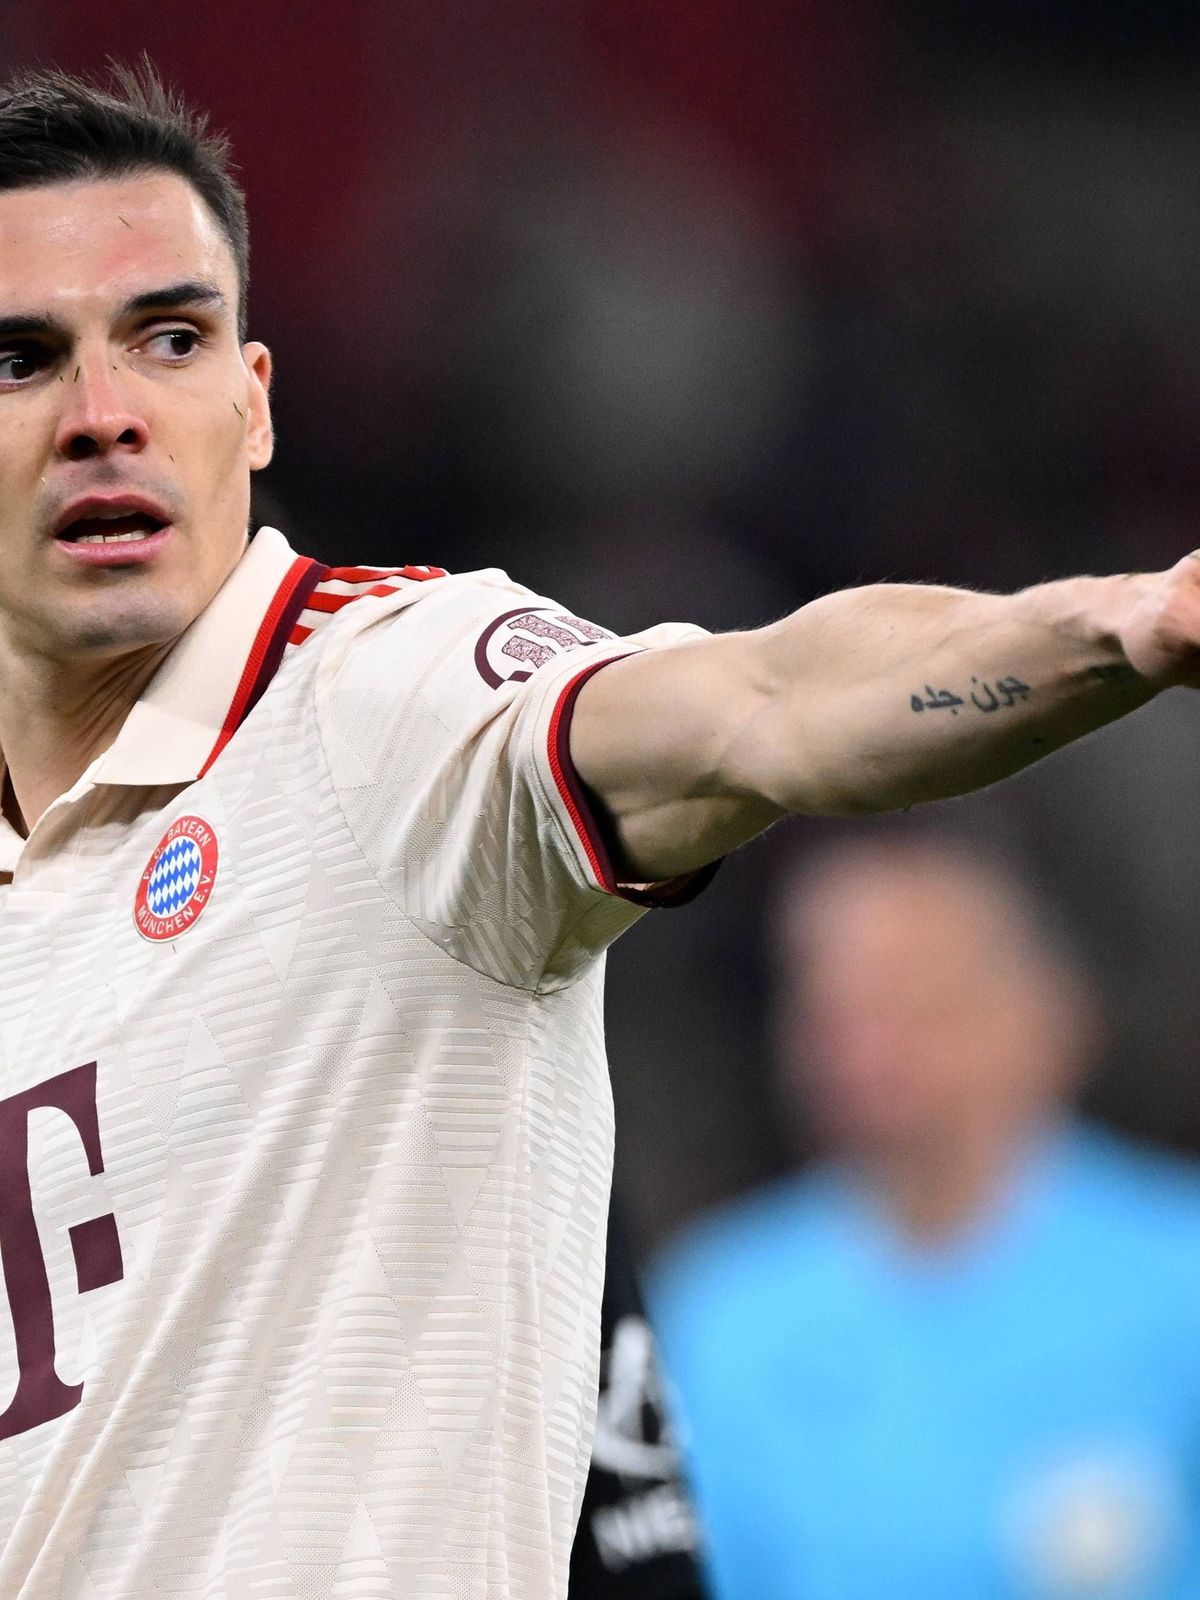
[141,327,203,361]
[0,346,46,385]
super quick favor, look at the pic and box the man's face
[777,861,1085,1160]
[0,171,272,664]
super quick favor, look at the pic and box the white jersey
[0,528,707,1600]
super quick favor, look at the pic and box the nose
[54,354,149,463]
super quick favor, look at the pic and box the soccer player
[0,62,1199,1600]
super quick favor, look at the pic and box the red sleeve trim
[547,656,720,907]
[198,556,329,777]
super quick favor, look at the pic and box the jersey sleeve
[313,570,713,991]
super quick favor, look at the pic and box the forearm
[743,573,1160,814]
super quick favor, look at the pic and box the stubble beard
[13,578,195,668]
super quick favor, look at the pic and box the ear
[1050,972,1106,1104]
[242,341,274,470]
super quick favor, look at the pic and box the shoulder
[649,1171,840,1335]
[294,561,525,655]
[1058,1122,1200,1239]
[289,558,449,647]
[1031,1126,1200,1327]
[299,562,629,700]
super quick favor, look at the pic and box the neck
[856,1114,1054,1249]
[0,641,171,835]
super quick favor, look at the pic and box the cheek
[177,403,250,504]
[0,452,58,560]
[0,409,54,493]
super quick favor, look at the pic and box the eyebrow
[123,280,228,317]
[0,280,229,343]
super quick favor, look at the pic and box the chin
[824,1108,925,1155]
[58,594,194,657]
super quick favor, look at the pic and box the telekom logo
[0,1063,124,1441]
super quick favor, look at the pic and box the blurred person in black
[570,1199,708,1599]
[652,835,1200,1600]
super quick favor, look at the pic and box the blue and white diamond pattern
[146,836,203,917]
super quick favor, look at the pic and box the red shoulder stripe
[303,587,374,615]
[325,563,447,584]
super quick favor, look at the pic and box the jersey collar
[90,526,327,787]
[0,530,324,873]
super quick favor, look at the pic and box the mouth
[52,496,175,566]
[56,511,168,545]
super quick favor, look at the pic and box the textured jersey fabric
[0,527,704,1600]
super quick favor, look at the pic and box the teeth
[75,530,155,544]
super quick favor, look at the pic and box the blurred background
[9,0,1200,1283]
[10,4,1200,1595]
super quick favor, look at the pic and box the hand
[1115,554,1200,688]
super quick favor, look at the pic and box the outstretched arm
[569,556,1200,882]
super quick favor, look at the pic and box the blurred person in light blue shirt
[651,836,1200,1600]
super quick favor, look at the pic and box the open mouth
[56,511,169,545]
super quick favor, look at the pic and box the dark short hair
[0,60,249,335]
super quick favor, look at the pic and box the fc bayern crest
[134,815,220,943]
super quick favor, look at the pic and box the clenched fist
[1116,555,1200,688]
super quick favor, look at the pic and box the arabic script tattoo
[908,675,1032,716]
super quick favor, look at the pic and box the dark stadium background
[9,0,1200,1252]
